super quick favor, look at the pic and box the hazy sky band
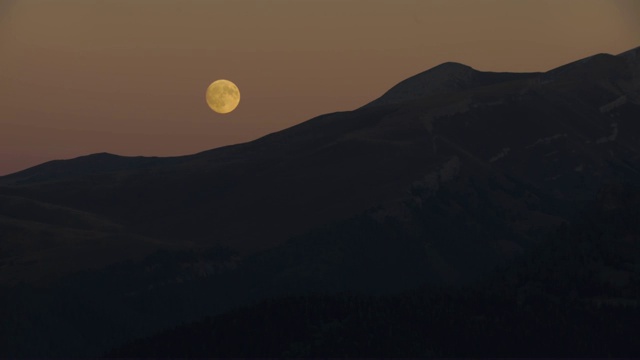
[0,0,638,175]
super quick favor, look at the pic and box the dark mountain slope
[1,45,639,271]
[0,192,179,284]
[110,183,640,358]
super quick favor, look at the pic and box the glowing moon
[205,79,240,114]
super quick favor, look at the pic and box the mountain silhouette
[365,61,536,107]
[2,46,640,357]
[1,46,639,284]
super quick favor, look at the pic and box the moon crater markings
[206,79,240,114]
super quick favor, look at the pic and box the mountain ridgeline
[1,46,640,357]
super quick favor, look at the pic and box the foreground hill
[111,182,640,357]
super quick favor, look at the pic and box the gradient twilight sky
[1,0,639,175]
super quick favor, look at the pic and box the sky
[0,0,639,176]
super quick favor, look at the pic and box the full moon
[205,79,240,114]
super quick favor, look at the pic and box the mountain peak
[430,61,474,71]
[364,61,478,107]
[364,61,535,107]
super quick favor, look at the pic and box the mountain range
[1,45,639,356]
